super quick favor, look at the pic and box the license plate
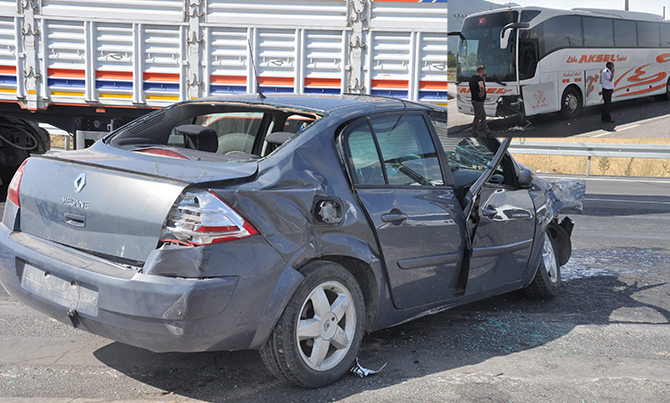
[20,263,99,317]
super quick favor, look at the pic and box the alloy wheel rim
[542,233,558,284]
[296,280,356,371]
[565,93,578,113]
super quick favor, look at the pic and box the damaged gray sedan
[0,94,584,388]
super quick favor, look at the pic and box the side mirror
[500,22,530,49]
[447,31,466,40]
[518,166,534,188]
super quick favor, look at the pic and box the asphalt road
[448,94,670,138]
[1,175,670,403]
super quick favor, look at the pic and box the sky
[487,0,669,18]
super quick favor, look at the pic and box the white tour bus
[451,7,670,120]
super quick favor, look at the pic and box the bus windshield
[456,11,518,83]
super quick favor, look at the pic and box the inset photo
[447,0,670,138]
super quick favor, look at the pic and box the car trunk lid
[17,143,258,263]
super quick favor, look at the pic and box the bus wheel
[560,87,581,119]
[656,79,670,101]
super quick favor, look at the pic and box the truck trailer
[0,0,449,181]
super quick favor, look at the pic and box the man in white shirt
[601,62,615,123]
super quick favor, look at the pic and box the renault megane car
[0,94,584,388]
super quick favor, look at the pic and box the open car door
[449,137,536,297]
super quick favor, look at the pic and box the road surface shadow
[93,249,670,402]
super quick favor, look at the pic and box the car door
[440,136,535,297]
[342,113,468,310]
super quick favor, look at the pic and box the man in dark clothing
[601,61,615,123]
[469,66,491,135]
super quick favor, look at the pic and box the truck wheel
[560,87,581,119]
[525,232,561,299]
[260,261,364,388]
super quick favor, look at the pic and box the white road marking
[615,124,640,132]
[576,112,668,137]
[592,131,611,138]
[584,197,670,205]
[540,175,670,184]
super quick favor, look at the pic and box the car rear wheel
[260,261,365,388]
[525,232,561,299]
[560,87,582,119]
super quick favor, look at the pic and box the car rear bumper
[0,224,299,353]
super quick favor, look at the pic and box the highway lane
[1,175,670,402]
[448,93,670,138]
[542,175,670,250]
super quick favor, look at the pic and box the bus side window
[583,17,614,47]
[541,15,583,57]
[638,22,661,48]
[614,20,637,48]
[661,24,670,48]
[519,34,538,80]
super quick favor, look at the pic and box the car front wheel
[260,261,365,388]
[525,232,561,299]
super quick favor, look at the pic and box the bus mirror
[448,31,466,41]
[500,22,530,49]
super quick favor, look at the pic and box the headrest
[176,124,218,153]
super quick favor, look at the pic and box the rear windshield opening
[107,102,320,159]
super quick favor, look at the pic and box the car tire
[525,232,561,299]
[560,87,582,119]
[260,261,365,388]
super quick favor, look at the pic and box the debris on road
[350,357,387,378]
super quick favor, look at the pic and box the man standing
[601,62,615,123]
[469,66,492,135]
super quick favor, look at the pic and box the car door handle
[381,213,408,223]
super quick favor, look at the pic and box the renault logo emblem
[74,173,86,193]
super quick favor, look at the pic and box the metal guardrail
[509,141,670,176]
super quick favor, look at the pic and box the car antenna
[248,39,266,101]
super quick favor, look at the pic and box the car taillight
[160,189,258,247]
[7,159,29,207]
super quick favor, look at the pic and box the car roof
[193,93,442,115]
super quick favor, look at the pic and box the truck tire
[0,118,50,173]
